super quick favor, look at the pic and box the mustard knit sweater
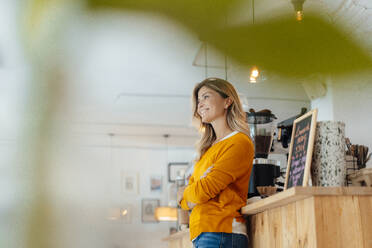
[180,132,254,241]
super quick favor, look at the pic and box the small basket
[256,186,277,197]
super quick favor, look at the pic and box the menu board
[284,109,318,189]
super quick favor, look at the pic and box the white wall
[108,147,194,248]
[311,73,372,168]
[333,73,372,168]
[42,132,196,248]
[310,77,335,121]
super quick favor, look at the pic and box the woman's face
[197,86,229,123]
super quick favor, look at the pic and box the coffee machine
[247,109,281,198]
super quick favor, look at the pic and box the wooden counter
[162,229,192,248]
[241,187,372,248]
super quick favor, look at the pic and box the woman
[178,78,254,248]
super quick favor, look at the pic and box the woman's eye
[204,95,209,99]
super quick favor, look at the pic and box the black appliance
[246,109,280,198]
[248,159,281,198]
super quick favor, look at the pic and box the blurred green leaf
[87,0,372,77]
[206,14,372,77]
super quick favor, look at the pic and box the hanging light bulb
[249,66,260,83]
[251,67,259,78]
[296,10,304,21]
[249,0,258,84]
[291,0,305,21]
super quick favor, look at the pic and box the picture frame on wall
[150,175,162,193]
[121,171,139,194]
[168,162,190,183]
[141,198,160,223]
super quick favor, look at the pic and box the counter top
[241,186,372,215]
[162,229,189,242]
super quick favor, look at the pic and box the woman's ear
[224,98,233,109]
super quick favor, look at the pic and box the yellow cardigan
[180,132,254,241]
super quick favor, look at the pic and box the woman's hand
[177,186,186,205]
[177,186,196,209]
[187,202,196,209]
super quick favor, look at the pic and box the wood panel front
[314,196,364,247]
[249,198,316,248]
[247,194,372,248]
[358,196,372,248]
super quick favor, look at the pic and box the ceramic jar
[311,121,346,186]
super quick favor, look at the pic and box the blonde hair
[192,77,251,160]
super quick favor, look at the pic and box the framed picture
[142,199,160,223]
[168,162,190,182]
[284,109,318,189]
[150,175,162,193]
[121,171,139,194]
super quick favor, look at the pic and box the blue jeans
[192,232,248,248]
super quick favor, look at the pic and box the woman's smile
[199,108,209,117]
[197,86,227,123]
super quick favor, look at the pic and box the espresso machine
[247,109,281,198]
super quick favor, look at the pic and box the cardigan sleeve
[179,173,195,210]
[182,143,254,204]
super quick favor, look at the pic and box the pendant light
[249,66,260,83]
[249,0,261,83]
[291,0,306,21]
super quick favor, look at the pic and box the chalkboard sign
[284,109,318,189]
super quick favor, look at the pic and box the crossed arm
[177,186,196,209]
[177,144,253,211]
